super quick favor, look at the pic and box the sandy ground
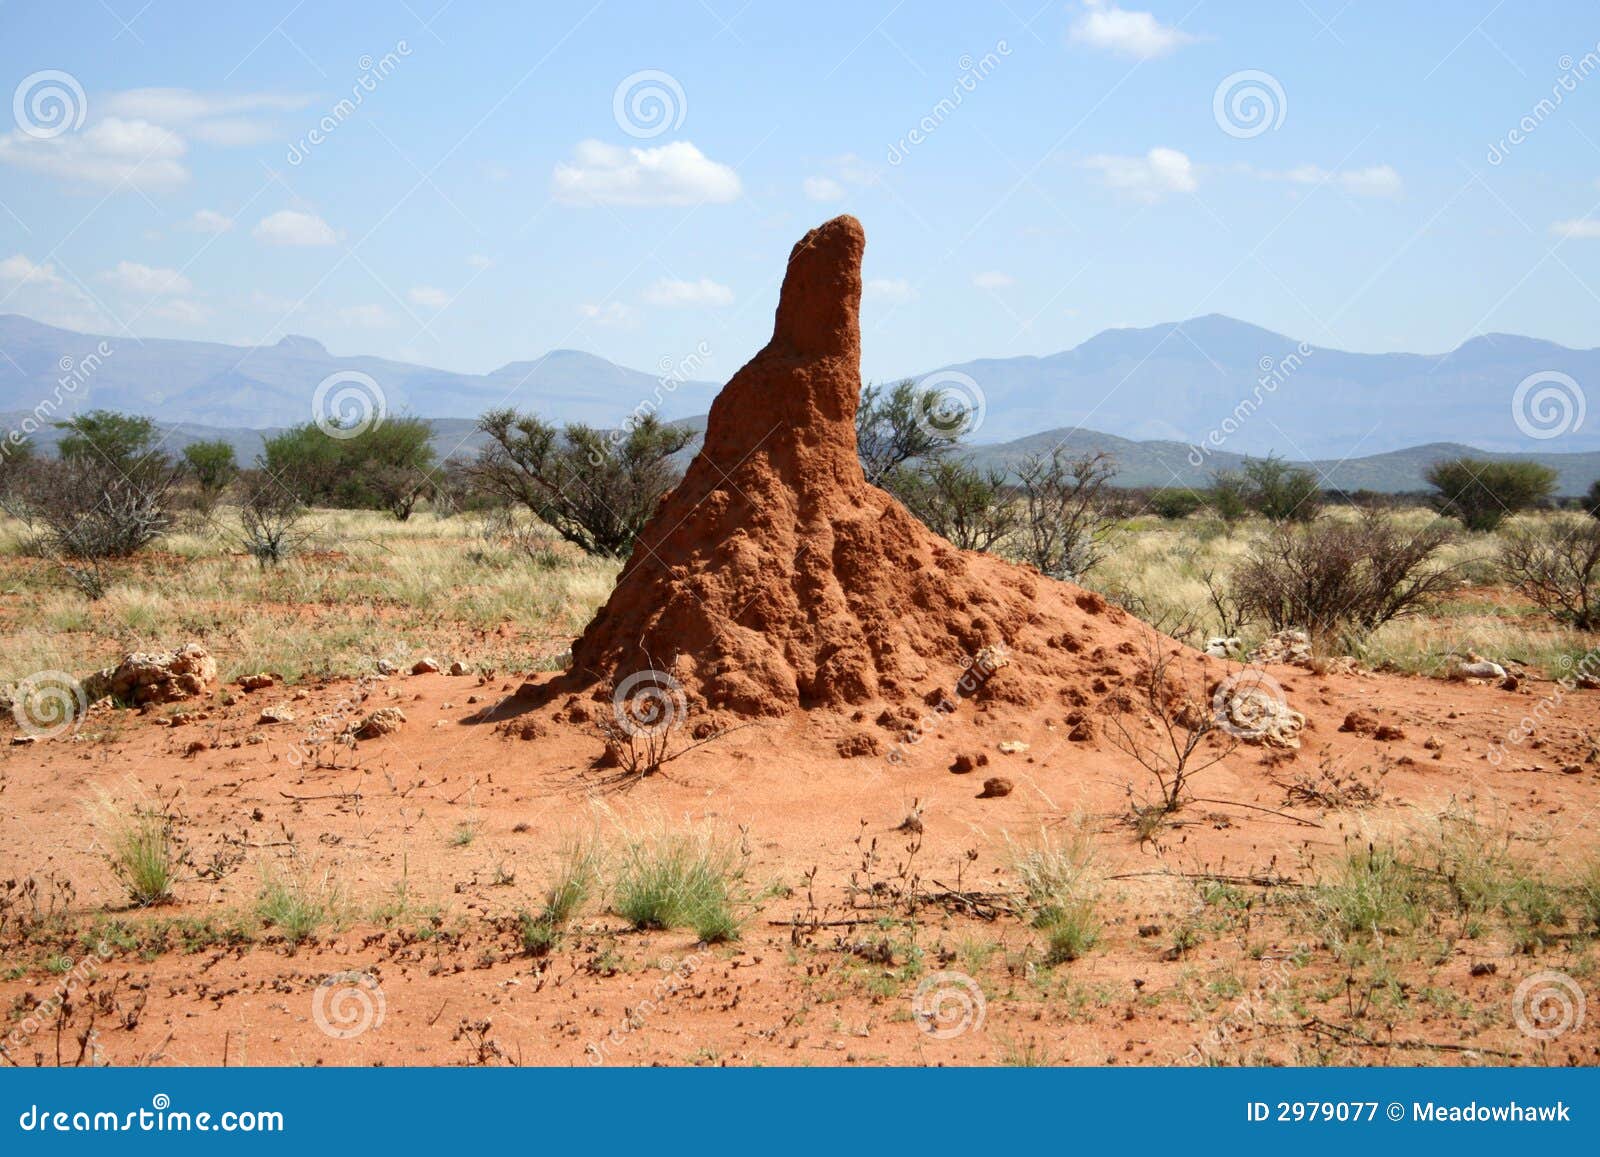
[1,658,1597,1067]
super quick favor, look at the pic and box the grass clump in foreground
[1008,827,1101,964]
[89,788,183,907]
[612,826,747,943]
[255,861,343,947]
[520,836,601,956]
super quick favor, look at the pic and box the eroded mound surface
[560,215,1170,720]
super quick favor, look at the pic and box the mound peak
[560,214,1161,721]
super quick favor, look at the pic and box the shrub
[1008,829,1100,964]
[256,863,341,946]
[1587,478,1600,520]
[181,439,237,514]
[1311,843,1426,943]
[1426,457,1557,532]
[520,837,601,956]
[612,827,745,942]
[235,471,314,566]
[1230,511,1458,646]
[54,410,163,480]
[1242,455,1321,522]
[856,379,961,482]
[23,457,177,569]
[894,457,1017,550]
[263,417,436,519]
[1014,448,1116,579]
[90,789,182,907]
[1498,515,1600,629]
[1207,470,1250,522]
[1149,488,1204,520]
[470,408,693,557]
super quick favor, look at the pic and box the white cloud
[552,140,742,207]
[0,117,189,190]
[253,209,338,246]
[1336,164,1403,197]
[642,277,733,307]
[973,270,1014,290]
[0,254,64,287]
[338,304,394,328]
[1552,217,1600,239]
[803,175,846,203]
[578,301,632,325]
[184,209,235,233]
[102,88,312,122]
[1083,147,1196,201]
[101,88,311,147]
[1069,0,1196,60]
[865,278,916,304]
[99,261,192,295]
[1263,162,1403,198]
[408,286,451,309]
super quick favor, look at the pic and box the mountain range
[1,312,1595,494]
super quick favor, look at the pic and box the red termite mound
[562,214,1157,720]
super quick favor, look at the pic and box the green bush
[1426,457,1557,532]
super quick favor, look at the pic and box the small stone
[10,734,37,746]
[239,673,274,691]
[376,658,398,676]
[449,661,471,677]
[353,706,406,740]
[977,776,1013,798]
[836,732,879,758]
[257,706,295,725]
[1373,724,1406,741]
[997,740,1029,755]
[1339,711,1378,735]
[411,657,441,675]
[950,753,978,774]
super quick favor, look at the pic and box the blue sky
[1,0,1598,385]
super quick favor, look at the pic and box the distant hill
[0,314,720,431]
[956,431,1600,496]
[913,314,1600,456]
